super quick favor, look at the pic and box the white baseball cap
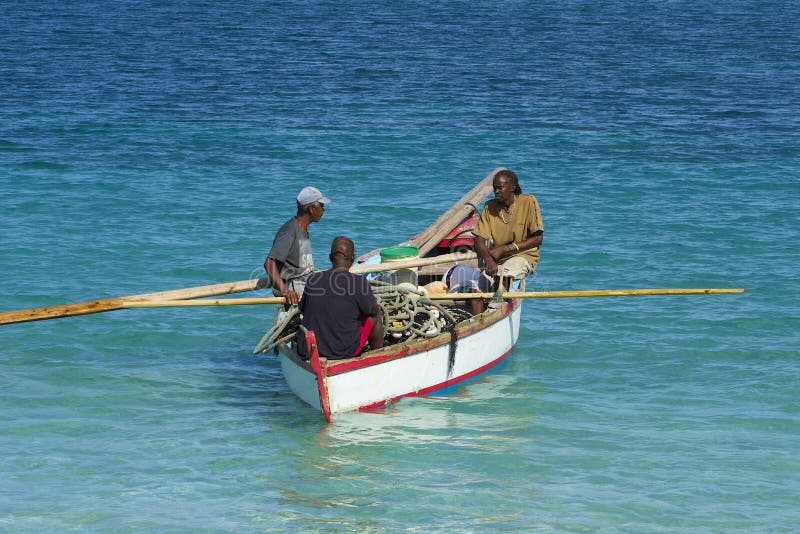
[296,186,331,206]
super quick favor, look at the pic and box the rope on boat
[372,281,472,344]
[252,306,301,355]
[252,282,474,356]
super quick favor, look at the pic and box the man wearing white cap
[263,186,331,306]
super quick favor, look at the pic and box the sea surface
[1,1,798,531]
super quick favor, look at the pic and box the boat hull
[278,299,521,418]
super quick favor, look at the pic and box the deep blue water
[1,1,798,531]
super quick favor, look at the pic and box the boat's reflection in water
[274,372,539,519]
[316,372,535,447]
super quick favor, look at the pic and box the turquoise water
[2,1,798,531]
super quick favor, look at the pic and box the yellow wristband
[512,242,520,252]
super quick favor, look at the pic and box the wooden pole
[124,297,288,308]
[0,278,267,326]
[350,250,476,275]
[120,288,745,309]
[426,288,746,300]
[412,167,500,256]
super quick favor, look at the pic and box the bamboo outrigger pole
[1,287,746,323]
[119,288,744,309]
[427,288,746,300]
[0,279,265,326]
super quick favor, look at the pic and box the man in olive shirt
[473,169,544,284]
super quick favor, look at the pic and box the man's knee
[499,257,534,280]
[369,311,384,348]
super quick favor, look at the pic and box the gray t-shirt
[267,217,314,292]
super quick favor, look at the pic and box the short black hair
[496,169,522,194]
[329,236,355,262]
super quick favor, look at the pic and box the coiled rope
[371,281,471,343]
[252,281,473,356]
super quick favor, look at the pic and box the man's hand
[284,290,301,306]
[475,236,500,276]
[483,256,499,276]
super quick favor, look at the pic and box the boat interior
[253,168,521,359]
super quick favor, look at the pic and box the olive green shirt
[473,194,544,268]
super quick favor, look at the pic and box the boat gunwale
[278,298,521,376]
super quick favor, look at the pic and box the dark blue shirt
[298,269,376,359]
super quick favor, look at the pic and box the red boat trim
[306,330,332,423]
[325,299,519,376]
[355,343,516,412]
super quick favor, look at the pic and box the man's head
[329,236,355,268]
[492,169,522,207]
[296,186,330,220]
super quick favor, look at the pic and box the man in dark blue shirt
[298,237,384,360]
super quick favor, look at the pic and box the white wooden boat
[279,295,522,422]
[266,168,525,422]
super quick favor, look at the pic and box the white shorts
[497,256,535,280]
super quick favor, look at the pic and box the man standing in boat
[263,186,330,306]
[473,169,544,289]
[298,237,384,360]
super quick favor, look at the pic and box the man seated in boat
[472,169,544,308]
[263,186,330,306]
[297,237,384,360]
